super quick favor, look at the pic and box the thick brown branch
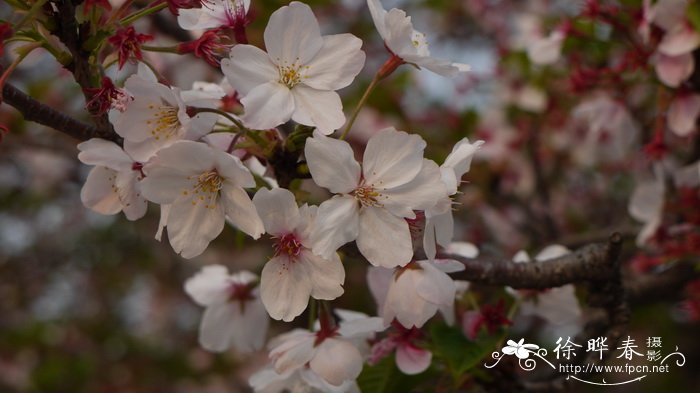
[2,82,121,143]
[51,0,114,134]
[445,233,623,288]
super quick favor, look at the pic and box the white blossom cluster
[77,1,484,391]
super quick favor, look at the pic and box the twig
[445,234,623,288]
[2,82,120,143]
[51,0,114,135]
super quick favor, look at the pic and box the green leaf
[357,356,433,393]
[429,323,504,381]
[689,2,700,34]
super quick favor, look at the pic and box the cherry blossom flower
[462,299,512,340]
[107,26,153,69]
[368,322,432,375]
[77,138,147,221]
[140,140,264,258]
[177,29,232,67]
[668,93,700,137]
[184,265,268,352]
[251,313,383,389]
[653,18,699,87]
[111,65,219,162]
[423,138,483,259]
[508,246,583,339]
[178,0,250,31]
[527,30,565,66]
[378,259,464,328]
[252,187,344,322]
[569,93,639,166]
[305,128,447,267]
[629,172,666,246]
[366,0,469,77]
[84,77,131,115]
[165,0,205,17]
[221,2,365,134]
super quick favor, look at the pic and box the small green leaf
[688,2,700,34]
[429,323,505,380]
[357,356,433,393]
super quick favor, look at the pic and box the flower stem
[308,298,317,330]
[141,44,178,53]
[339,73,380,140]
[119,2,167,26]
[193,107,247,131]
[0,42,41,89]
[14,0,48,32]
[339,54,403,141]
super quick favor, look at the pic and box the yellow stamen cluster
[353,185,384,207]
[146,104,181,140]
[185,170,223,209]
[277,58,309,89]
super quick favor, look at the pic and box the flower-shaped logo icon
[502,339,540,359]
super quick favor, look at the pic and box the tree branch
[445,233,623,288]
[50,0,115,134]
[2,81,121,143]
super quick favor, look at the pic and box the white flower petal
[291,86,345,135]
[310,338,363,386]
[240,82,295,130]
[527,31,565,65]
[382,8,416,57]
[367,267,394,316]
[139,167,194,205]
[383,269,437,328]
[199,303,239,352]
[395,344,431,375]
[305,133,361,194]
[81,167,122,215]
[357,206,412,268]
[115,170,147,221]
[363,128,426,189]
[629,179,665,223]
[221,45,277,96]
[415,261,456,307]
[78,139,132,170]
[229,294,269,352]
[655,52,694,88]
[167,195,226,259]
[300,250,345,300]
[658,24,700,56]
[144,140,216,176]
[184,265,231,306]
[668,94,700,137]
[264,2,323,66]
[367,0,390,42]
[430,259,465,273]
[382,159,447,217]
[304,34,366,91]
[252,187,301,235]
[442,138,484,189]
[270,330,316,374]
[261,255,312,321]
[310,196,360,258]
[221,184,264,239]
[534,245,570,261]
[444,241,479,258]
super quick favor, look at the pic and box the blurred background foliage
[1,0,699,392]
